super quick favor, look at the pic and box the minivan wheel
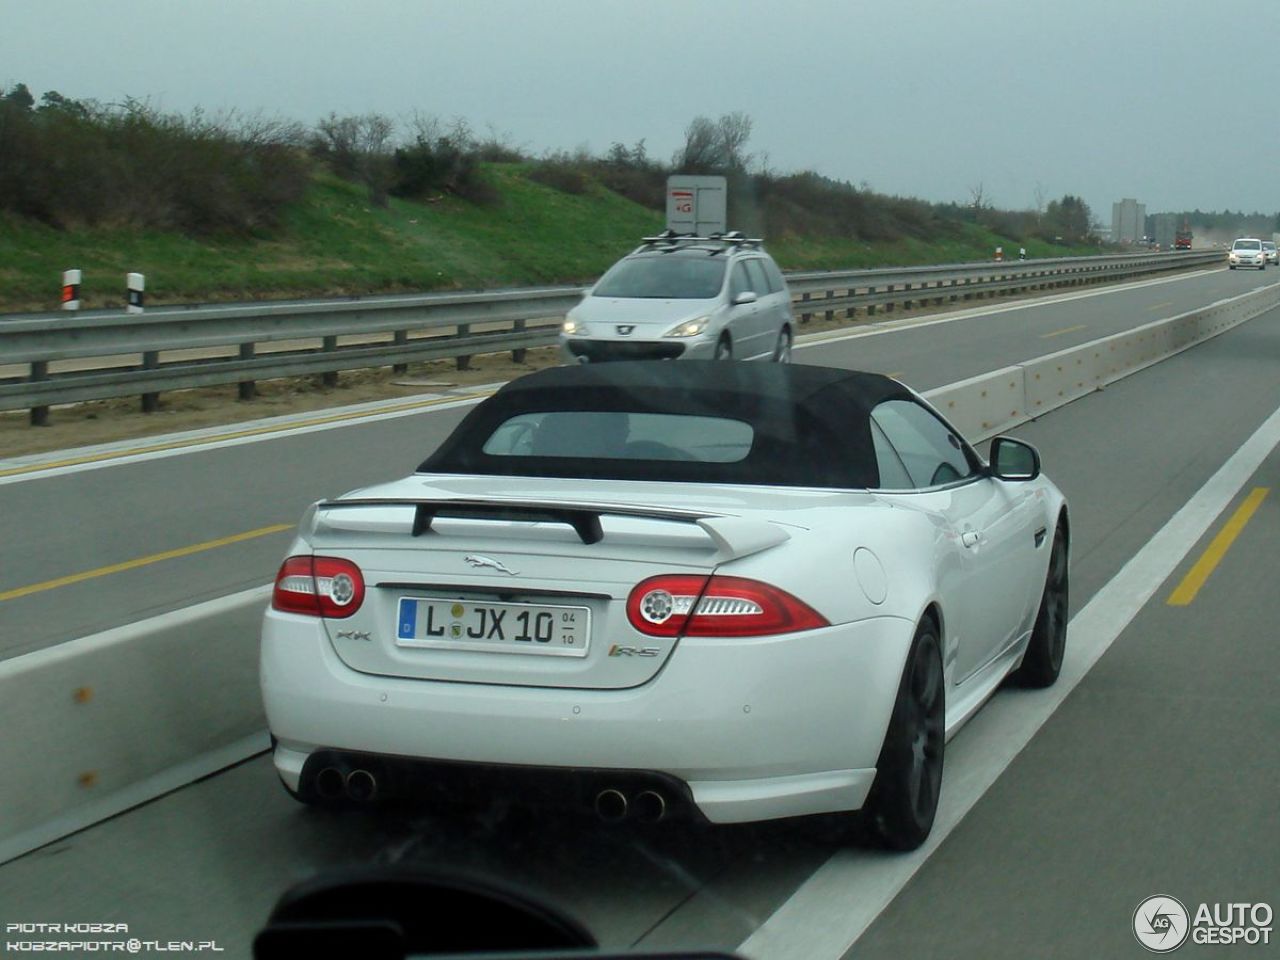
[773,328,792,363]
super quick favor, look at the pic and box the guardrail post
[512,319,527,364]
[799,292,811,324]
[322,336,338,386]
[824,290,835,323]
[845,288,857,319]
[455,324,472,370]
[885,285,895,313]
[238,343,255,400]
[29,361,50,426]
[141,351,159,412]
[392,330,408,374]
[904,283,914,311]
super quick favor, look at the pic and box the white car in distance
[1228,238,1266,269]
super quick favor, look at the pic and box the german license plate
[395,597,590,657]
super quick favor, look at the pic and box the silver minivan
[559,233,794,363]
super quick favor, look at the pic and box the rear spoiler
[313,497,790,562]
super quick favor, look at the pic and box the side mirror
[732,291,758,306]
[990,436,1040,481]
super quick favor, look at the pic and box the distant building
[1112,199,1146,244]
[1150,213,1178,250]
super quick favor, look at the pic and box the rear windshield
[481,411,754,463]
[592,256,726,299]
[1234,240,1261,250]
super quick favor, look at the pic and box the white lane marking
[0,389,498,487]
[1,270,1230,483]
[793,268,1230,350]
[738,400,1280,960]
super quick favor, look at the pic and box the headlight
[664,315,712,338]
[562,318,589,336]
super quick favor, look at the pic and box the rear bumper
[260,611,915,823]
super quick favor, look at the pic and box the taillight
[272,556,365,618]
[626,574,828,638]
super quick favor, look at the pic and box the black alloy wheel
[862,619,945,851]
[1014,522,1069,688]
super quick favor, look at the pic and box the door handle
[961,531,981,548]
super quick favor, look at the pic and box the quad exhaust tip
[315,766,346,800]
[314,766,379,802]
[594,788,668,823]
[594,788,628,822]
[345,769,378,802]
[633,790,667,824]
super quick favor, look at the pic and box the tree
[315,112,395,205]
[1043,194,1093,243]
[673,112,754,173]
[2,83,34,110]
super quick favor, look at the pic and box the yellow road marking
[1167,487,1269,606]
[0,523,295,603]
[0,389,496,480]
[1147,300,1174,311]
[1041,324,1089,339]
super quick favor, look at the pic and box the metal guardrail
[0,250,1222,423]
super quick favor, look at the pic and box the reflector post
[61,269,81,311]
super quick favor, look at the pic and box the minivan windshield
[592,255,726,299]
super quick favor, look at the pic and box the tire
[1230,265,1236,270]
[1013,522,1068,688]
[861,618,945,851]
[772,327,792,363]
[713,336,733,360]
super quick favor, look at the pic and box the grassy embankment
[0,164,1102,314]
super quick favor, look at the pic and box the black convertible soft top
[418,361,915,488]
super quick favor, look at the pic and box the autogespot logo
[1134,895,1191,953]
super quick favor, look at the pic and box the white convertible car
[260,361,1069,850]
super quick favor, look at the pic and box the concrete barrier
[0,587,269,864]
[4,279,1279,863]
[923,364,1027,440]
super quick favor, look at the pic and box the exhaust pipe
[594,788,628,823]
[345,769,378,802]
[315,766,346,801]
[633,790,667,824]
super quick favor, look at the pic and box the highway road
[2,264,1278,957]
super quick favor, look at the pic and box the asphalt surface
[2,267,1278,958]
[0,266,1265,659]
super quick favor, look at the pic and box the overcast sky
[4,1,1278,220]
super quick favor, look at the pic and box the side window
[743,259,771,296]
[760,257,787,294]
[870,418,913,489]
[729,262,752,300]
[870,399,975,488]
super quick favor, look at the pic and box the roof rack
[637,229,765,253]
